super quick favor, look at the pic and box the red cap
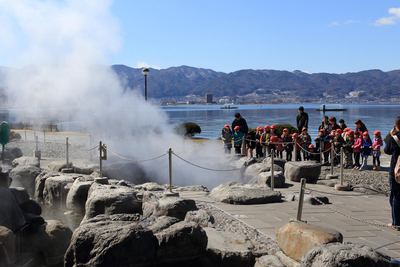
[348,130,355,135]
[344,128,351,132]
[270,136,279,142]
[271,124,276,130]
[336,129,343,134]
[234,126,240,131]
[264,125,270,130]
[308,144,315,149]
[292,133,298,138]
[374,130,381,136]
[224,124,230,129]
[363,131,369,136]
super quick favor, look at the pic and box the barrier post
[168,148,172,192]
[296,178,306,221]
[319,140,323,164]
[330,145,334,175]
[271,148,275,191]
[66,137,69,167]
[241,136,246,156]
[99,141,103,177]
[294,142,298,161]
[34,135,41,168]
[43,130,46,143]
[334,146,350,191]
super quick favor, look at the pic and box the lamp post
[142,67,149,101]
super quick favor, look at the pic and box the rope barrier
[304,187,380,197]
[108,149,167,163]
[172,152,242,172]
[295,142,333,155]
[86,145,99,151]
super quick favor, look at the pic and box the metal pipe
[330,144,334,175]
[66,137,69,166]
[99,141,103,177]
[296,178,306,221]
[271,148,275,191]
[168,148,172,192]
[320,140,323,164]
[340,147,344,186]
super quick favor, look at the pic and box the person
[292,133,301,161]
[246,129,256,159]
[296,106,309,132]
[232,113,248,155]
[329,117,341,132]
[339,119,347,131]
[260,125,270,157]
[221,124,233,154]
[274,135,284,159]
[255,127,264,158]
[233,126,244,154]
[352,131,362,169]
[332,129,344,165]
[315,129,329,164]
[355,119,368,134]
[282,128,293,161]
[300,127,311,160]
[342,130,354,169]
[384,116,400,230]
[308,144,319,161]
[360,131,372,170]
[318,116,330,135]
[372,130,383,171]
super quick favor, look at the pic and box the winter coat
[352,137,362,153]
[233,131,244,146]
[372,137,383,151]
[296,112,309,131]
[221,128,233,144]
[232,118,249,135]
[361,138,372,156]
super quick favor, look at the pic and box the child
[332,129,345,165]
[221,124,233,154]
[360,131,372,170]
[300,127,311,160]
[282,128,293,161]
[308,144,319,161]
[272,135,284,159]
[233,126,244,155]
[255,127,264,158]
[260,125,270,157]
[352,131,362,169]
[342,130,354,169]
[246,129,256,159]
[315,129,329,164]
[372,130,383,171]
[292,133,302,161]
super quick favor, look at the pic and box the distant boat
[220,103,238,110]
[316,104,347,112]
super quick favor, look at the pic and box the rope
[295,142,332,155]
[108,150,167,163]
[172,152,242,172]
[86,145,99,151]
[304,187,380,197]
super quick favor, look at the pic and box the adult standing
[384,116,400,229]
[355,119,368,134]
[296,106,309,132]
[231,113,248,135]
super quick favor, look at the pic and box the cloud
[329,20,359,27]
[375,7,400,26]
[135,61,160,69]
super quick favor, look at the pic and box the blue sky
[110,0,400,73]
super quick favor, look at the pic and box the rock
[42,174,75,207]
[146,216,180,233]
[317,179,338,187]
[0,187,26,232]
[152,196,197,220]
[134,182,165,191]
[284,161,321,184]
[47,161,72,172]
[155,221,208,263]
[103,161,148,184]
[263,157,286,170]
[285,193,330,205]
[73,166,94,175]
[185,209,215,227]
[301,242,390,267]
[22,220,73,266]
[83,183,141,221]
[255,255,285,267]
[94,177,109,184]
[276,221,343,262]
[257,171,285,188]
[245,162,283,182]
[142,191,160,218]
[66,176,94,214]
[20,199,42,215]
[174,185,209,192]
[205,227,255,267]
[9,187,30,204]
[34,171,59,202]
[0,226,16,266]
[2,147,23,161]
[11,156,40,168]
[9,165,41,196]
[210,182,282,205]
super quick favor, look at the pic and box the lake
[163,103,400,139]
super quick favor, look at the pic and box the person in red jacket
[352,131,362,169]
[372,130,383,171]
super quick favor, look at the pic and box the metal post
[294,141,298,161]
[43,130,46,143]
[144,74,148,101]
[340,147,344,186]
[168,148,172,192]
[24,130,26,141]
[66,137,69,166]
[320,140,323,164]
[99,141,103,177]
[242,136,246,156]
[330,145,334,175]
[35,135,38,152]
[297,178,306,221]
[271,148,275,191]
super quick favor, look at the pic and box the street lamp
[142,67,149,101]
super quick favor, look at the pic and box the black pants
[286,149,292,161]
[354,152,361,167]
[373,156,380,166]
[234,145,242,154]
[256,146,263,158]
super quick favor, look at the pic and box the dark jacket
[384,132,400,177]
[355,123,368,134]
[296,112,309,131]
[232,117,249,135]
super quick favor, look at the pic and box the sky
[1,0,400,73]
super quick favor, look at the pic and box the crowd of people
[221,107,384,171]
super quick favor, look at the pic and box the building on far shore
[206,93,213,104]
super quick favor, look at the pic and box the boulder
[174,185,209,192]
[245,162,283,181]
[0,226,16,266]
[185,209,215,227]
[263,157,286,170]
[134,182,165,191]
[210,182,282,205]
[11,156,40,168]
[152,196,197,220]
[284,161,321,183]
[66,176,94,214]
[276,221,343,262]
[47,161,72,172]
[205,227,255,267]
[0,187,26,232]
[20,199,42,215]
[9,187,30,205]
[255,255,285,267]
[257,171,285,188]
[34,171,59,202]
[9,165,41,196]
[83,183,141,221]
[42,174,75,207]
[2,147,23,162]
[285,193,330,205]
[301,242,390,267]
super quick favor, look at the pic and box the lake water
[163,104,400,139]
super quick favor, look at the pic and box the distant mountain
[111,65,400,100]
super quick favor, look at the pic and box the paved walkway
[181,181,400,259]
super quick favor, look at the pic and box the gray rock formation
[185,209,215,227]
[9,165,41,196]
[284,161,321,183]
[254,255,285,267]
[11,156,40,168]
[66,176,94,214]
[42,174,75,207]
[0,187,26,232]
[257,171,285,188]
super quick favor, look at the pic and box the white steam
[0,0,239,188]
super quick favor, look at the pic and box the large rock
[205,227,255,267]
[244,162,283,182]
[276,221,343,262]
[47,160,72,172]
[153,196,197,220]
[134,182,165,191]
[42,174,75,207]
[185,209,215,227]
[66,176,94,214]
[9,187,30,205]
[284,161,321,183]
[11,156,40,168]
[301,242,390,267]
[257,171,285,188]
[9,165,41,196]
[0,187,26,232]
[34,171,59,202]
[263,157,286,170]
[0,226,16,266]
[83,183,141,221]
[210,182,282,205]
[2,147,23,162]
[255,255,285,267]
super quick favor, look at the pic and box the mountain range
[111,65,400,100]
